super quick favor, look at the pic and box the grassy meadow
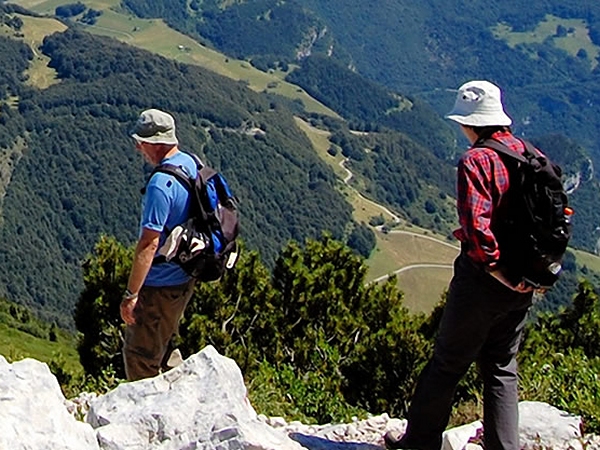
[571,248,600,272]
[394,266,451,312]
[10,0,339,117]
[0,14,66,89]
[0,322,82,375]
[492,14,600,69]
[368,230,458,313]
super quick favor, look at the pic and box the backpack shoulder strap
[145,153,213,222]
[141,164,192,195]
[152,164,194,191]
[473,138,529,164]
[145,150,205,193]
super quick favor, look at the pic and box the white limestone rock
[87,345,304,450]
[442,421,483,450]
[0,356,99,450]
[519,401,582,449]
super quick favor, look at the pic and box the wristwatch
[123,289,138,300]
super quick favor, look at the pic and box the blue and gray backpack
[149,152,240,282]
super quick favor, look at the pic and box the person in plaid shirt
[384,81,535,450]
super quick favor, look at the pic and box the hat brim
[445,112,512,127]
[131,132,178,146]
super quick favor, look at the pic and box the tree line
[69,234,600,432]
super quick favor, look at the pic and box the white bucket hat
[445,80,512,127]
[131,108,179,145]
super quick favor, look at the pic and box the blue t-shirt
[141,151,198,287]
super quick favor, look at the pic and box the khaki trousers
[123,279,195,381]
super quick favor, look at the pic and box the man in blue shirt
[120,108,198,381]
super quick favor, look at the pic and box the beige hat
[131,108,178,145]
[445,80,512,127]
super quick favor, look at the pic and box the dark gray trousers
[403,253,532,450]
[123,279,195,381]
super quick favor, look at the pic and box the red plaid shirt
[453,131,537,268]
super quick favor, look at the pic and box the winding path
[338,157,456,283]
[370,263,454,283]
[385,229,459,252]
[339,158,401,223]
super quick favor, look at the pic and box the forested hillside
[115,0,600,253]
[2,0,600,328]
[118,0,600,166]
[224,0,600,169]
[0,27,357,328]
[285,55,457,159]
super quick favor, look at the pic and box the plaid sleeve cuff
[484,261,499,273]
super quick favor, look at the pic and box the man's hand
[513,280,535,294]
[120,294,138,325]
[489,270,534,293]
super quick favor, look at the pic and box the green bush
[73,234,600,429]
[74,235,133,379]
[519,280,600,433]
[520,348,600,433]
[249,358,366,424]
[178,234,434,422]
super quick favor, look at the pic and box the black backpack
[148,152,240,282]
[476,138,572,289]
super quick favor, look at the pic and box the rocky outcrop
[87,345,301,450]
[0,355,99,450]
[1,347,598,450]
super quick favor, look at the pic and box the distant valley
[1,0,600,328]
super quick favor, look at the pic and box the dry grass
[571,248,600,273]
[0,15,66,89]
[368,230,458,279]
[395,266,452,314]
[85,10,338,116]
[9,0,339,116]
[22,17,66,88]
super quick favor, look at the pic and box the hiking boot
[383,430,409,449]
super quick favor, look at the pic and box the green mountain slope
[0,28,354,327]
[114,0,600,254]
[0,296,81,374]
[2,1,600,328]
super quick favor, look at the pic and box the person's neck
[461,126,479,145]
[159,145,179,162]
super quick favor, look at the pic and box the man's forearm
[127,234,159,294]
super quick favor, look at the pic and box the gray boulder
[519,400,583,449]
[87,345,304,450]
[0,356,99,450]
